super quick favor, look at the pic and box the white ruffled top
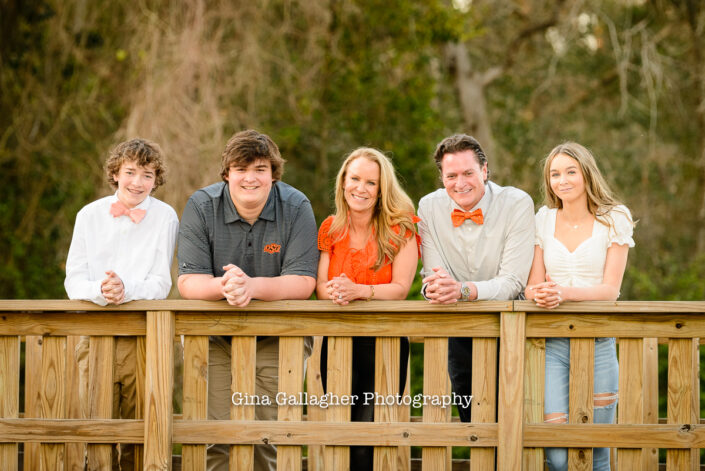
[535,205,635,288]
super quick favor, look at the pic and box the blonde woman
[317,147,419,470]
[525,142,634,471]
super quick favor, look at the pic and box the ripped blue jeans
[544,337,618,471]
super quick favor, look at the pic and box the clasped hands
[221,264,255,307]
[101,270,125,304]
[528,274,563,309]
[326,273,361,306]
[422,267,462,304]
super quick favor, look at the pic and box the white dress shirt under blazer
[65,192,179,305]
[418,181,535,300]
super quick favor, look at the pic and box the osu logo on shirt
[263,243,281,254]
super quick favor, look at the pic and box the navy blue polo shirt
[178,181,319,281]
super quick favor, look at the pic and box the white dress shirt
[535,205,634,288]
[418,181,535,300]
[65,192,179,305]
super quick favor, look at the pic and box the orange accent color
[317,215,420,285]
[263,243,281,254]
[451,208,484,227]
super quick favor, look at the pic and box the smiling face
[343,157,380,215]
[225,159,274,214]
[549,153,586,205]
[441,150,487,210]
[113,160,156,208]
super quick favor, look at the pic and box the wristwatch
[460,282,471,301]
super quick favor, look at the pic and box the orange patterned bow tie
[110,200,146,224]
[451,208,483,227]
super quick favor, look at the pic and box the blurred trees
[1,0,703,300]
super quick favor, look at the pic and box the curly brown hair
[105,138,166,190]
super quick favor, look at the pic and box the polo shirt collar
[223,182,277,224]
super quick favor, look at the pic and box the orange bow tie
[110,200,147,224]
[451,208,483,227]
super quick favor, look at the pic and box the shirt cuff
[421,283,430,301]
[473,280,490,301]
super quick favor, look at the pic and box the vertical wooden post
[87,336,114,469]
[498,312,525,471]
[40,336,66,470]
[230,336,257,470]
[135,335,147,470]
[24,335,42,471]
[471,338,497,471]
[324,337,352,471]
[144,311,174,470]
[306,336,326,471]
[522,338,545,470]
[667,338,697,470]
[642,338,659,471]
[277,336,305,471]
[397,357,411,471]
[422,337,449,471]
[568,338,594,471]
[690,338,700,470]
[182,336,209,471]
[64,335,84,471]
[374,337,401,471]
[0,336,19,471]
[617,338,643,470]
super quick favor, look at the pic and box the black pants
[320,336,410,470]
[448,337,473,423]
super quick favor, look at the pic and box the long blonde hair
[542,142,633,230]
[329,147,416,270]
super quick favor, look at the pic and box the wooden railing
[0,300,703,470]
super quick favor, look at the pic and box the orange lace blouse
[317,215,420,285]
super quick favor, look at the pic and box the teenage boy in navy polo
[65,138,179,470]
[177,129,318,471]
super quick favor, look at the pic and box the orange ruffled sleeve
[317,215,335,252]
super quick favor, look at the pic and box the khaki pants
[207,336,311,471]
[76,336,137,471]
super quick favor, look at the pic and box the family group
[64,130,634,471]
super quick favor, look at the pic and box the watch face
[461,283,471,298]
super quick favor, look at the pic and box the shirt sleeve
[317,216,334,252]
[178,194,216,276]
[122,208,179,302]
[281,200,319,278]
[64,209,107,306]
[607,205,635,248]
[417,199,448,299]
[474,193,536,301]
[534,206,548,249]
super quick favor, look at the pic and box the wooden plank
[0,418,144,442]
[0,312,146,336]
[397,357,410,471]
[23,336,42,471]
[306,336,325,471]
[642,338,659,470]
[0,336,19,471]
[617,338,643,471]
[40,336,66,470]
[568,338,594,470]
[667,338,697,470]
[182,336,208,471]
[523,423,705,447]
[230,336,256,470]
[134,335,146,470]
[324,337,352,471]
[277,336,305,471]
[171,420,497,446]
[497,312,525,471]
[422,337,449,471]
[143,311,174,470]
[176,313,501,337]
[522,338,545,470]
[515,300,705,313]
[374,337,401,470]
[691,338,700,471]
[87,336,114,469]
[64,335,84,471]
[471,338,497,471]
[526,313,705,338]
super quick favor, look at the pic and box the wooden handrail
[0,300,703,470]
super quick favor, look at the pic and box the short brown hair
[432,134,490,182]
[105,138,166,190]
[220,130,285,181]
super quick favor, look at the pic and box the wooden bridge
[0,299,703,470]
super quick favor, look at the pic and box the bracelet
[367,285,375,301]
